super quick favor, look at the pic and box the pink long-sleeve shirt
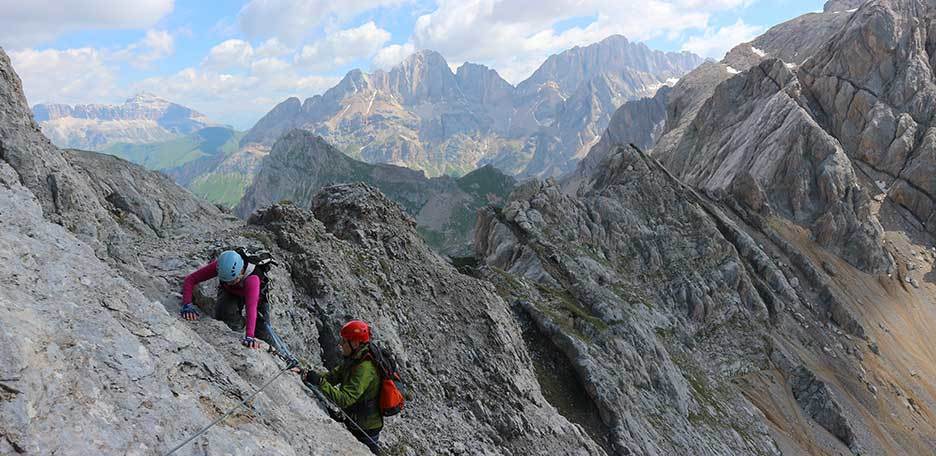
[181,259,262,338]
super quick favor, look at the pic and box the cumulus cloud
[296,22,391,70]
[8,48,119,105]
[132,66,339,128]
[372,42,416,70]
[681,19,764,59]
[0,0,174,48]
[202,39,255,70]
[410,0,754,83]
[255,38,293,58]
[111,29,175,68]
[237,0,407,45]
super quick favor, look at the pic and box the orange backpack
[367,342,406,417]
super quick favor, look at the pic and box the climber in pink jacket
[179,250,267,349]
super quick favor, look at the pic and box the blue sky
[1,0,826,129]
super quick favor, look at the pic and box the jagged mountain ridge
[236,129,515,255]
[32,93,220,151]
[475,140,936,454]
[519,0,936,453]
[240,35,702,179]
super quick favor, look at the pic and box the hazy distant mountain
[33,93,220,150]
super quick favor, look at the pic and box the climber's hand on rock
[242,336,261,349]
[180,303,199,321]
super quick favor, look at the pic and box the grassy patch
[101,127,244,170]
[533,283,608,340]
[188,172,251,207]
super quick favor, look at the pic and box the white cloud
[0,0,174,48]
[237,0,407,45]
[255,38,293,58]
[8,48,119,105]
[410,0,754,83]
[111,29,175,68]
[296,22,391,70]
[373,42,416,70]
[681,19,764,59]
[132,65,340,129]
[202,39,255,70]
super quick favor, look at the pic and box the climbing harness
[162,356,298,456]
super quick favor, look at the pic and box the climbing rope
[163,327,382,455]
[162,358,297,456]
[305,381,384,452]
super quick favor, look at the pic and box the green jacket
[316,344,383,430]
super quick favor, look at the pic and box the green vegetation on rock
[189,172,251,208]
[101,127,244,171]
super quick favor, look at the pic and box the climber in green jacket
[299,320,383,454]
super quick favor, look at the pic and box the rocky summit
[238,36,701,179]
[5,0,936,454]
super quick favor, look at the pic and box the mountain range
[83,35,701,214]
[237,35,701,179]
[5,0,936,454]
[33,93,220,150]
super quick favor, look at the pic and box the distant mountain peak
[126,92,163,103]
[32,94,218,150]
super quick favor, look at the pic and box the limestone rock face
[658,59,890,273]
[0,158,372,455]
[475,144,936,455]
[798,0,936,240]
[477,145,783,455]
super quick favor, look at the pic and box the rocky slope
[2,46,608,455]
[476,142,936,455]
[237,129,515,255]
[491,0,936,453]
[238,36,701,179]
[33,93,219,151]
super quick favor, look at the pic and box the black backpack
[233,246,277,279]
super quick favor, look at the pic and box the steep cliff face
[475,144,936,455]
[473,1,936,453]
[658,59,891,273]
[798,0,936,243]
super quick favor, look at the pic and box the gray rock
[791,366,881,454]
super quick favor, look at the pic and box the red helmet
[340,320,371,343]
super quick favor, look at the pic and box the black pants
[349,426,381,455]
[215,290,272,341]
